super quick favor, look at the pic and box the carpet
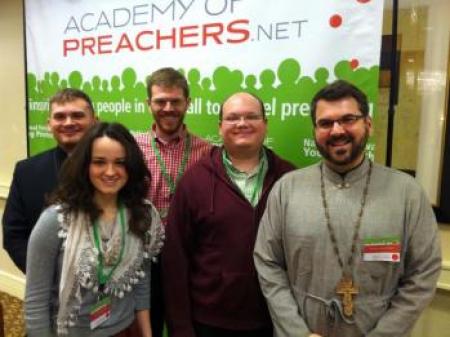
[0,291,169,336]
[0,291,25,337]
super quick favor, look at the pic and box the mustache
[326,134,353,145]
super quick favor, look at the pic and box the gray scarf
[55,202,164,335]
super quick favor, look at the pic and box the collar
[151,124,187,145]
[55,145,68,156]
[322,157,371,188]
[55,146,68,166]
[222,148,267,176]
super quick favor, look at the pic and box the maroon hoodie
[162,146,295,337]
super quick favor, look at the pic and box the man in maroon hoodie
[162,92,295,337]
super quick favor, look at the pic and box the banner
[25,0,384,167]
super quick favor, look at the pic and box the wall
[0,0,449,335]
[416,0,450,205]
[375,6,428,170]
[0,0,26,187]
[0,0,27,298]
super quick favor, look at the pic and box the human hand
[309,334,323,337]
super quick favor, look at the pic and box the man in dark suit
[2,88,96,273]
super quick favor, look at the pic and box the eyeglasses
[315,114,365,130]
[221,114,265,125]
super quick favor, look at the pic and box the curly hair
[49,122,151,237]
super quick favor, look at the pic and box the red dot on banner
[329,15,342,28]
[357,0,371,3]
[350,59,359,69]
[392,254,399,261]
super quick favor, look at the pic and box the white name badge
[90,296,111,330]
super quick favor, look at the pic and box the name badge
[90,296,111,330]
[362,236,401,262]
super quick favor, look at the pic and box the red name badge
[363,237,401,262]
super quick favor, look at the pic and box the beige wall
[0,0,26,187]
[0,0,448,335]
[0,0,27,298]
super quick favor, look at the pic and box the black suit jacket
[2,147,66,272]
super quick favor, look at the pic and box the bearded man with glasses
[254,80,441,337]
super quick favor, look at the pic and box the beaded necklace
[319,160,373,317]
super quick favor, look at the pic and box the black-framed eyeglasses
[315,114,365,130]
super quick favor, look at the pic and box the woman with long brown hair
[25,122,163,337]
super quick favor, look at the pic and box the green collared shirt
[222,148,268,207]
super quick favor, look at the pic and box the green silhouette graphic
[27,57,379,167]
[68,71,83,89]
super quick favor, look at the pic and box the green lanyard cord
[151,133,192,194]
[249,159,266,206]
[222,150,267,206]
[93,205,126,287]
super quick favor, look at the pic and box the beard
[153,111,185,136]
[315,128,369,167]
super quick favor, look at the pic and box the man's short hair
[310,80,369,125]
[49,88,95,115]
[146,67,189,100]
[219,92,266,121]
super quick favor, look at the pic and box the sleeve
[25,206,61,337]
[2,163,29,273]
[147,203,165,260]
[254,180,312,337]
[366,185,442,337]
[161,180,196,337]
[134,258,151,311]
[134,203,164,311]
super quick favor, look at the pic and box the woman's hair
[49,122,151,237]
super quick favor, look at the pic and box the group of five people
[2,68,441,337]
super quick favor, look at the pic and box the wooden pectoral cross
[336,275,359,317]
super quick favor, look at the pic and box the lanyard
[249,158,266,205]
[151,133,192,194]
[222,150,267,206]
[92,205,126,287]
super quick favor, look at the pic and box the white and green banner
[25,0,384,167]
